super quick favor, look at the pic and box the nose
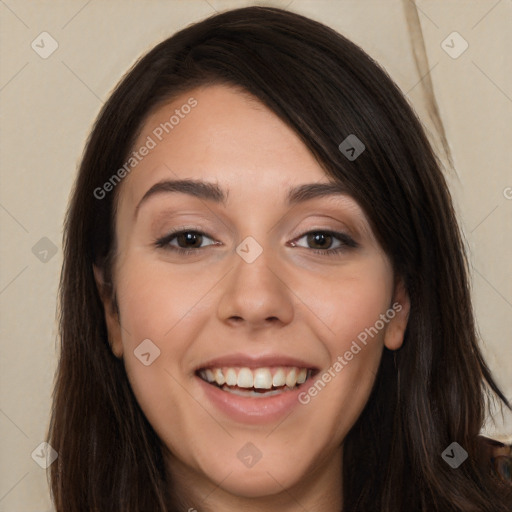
[217,242,295,330]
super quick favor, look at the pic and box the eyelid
[154,226,217,248]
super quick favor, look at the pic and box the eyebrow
[134,178,349,219]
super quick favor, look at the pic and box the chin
[214,467,297,497]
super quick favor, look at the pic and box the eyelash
[153,228,358,257]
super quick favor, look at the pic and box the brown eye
[306,232,334,250]
[175,231,204,249]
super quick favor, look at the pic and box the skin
[94,84,410,512]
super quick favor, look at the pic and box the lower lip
[196,376,307,424]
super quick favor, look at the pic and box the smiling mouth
[196,366,316,397]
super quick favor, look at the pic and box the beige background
[0,0,510,510]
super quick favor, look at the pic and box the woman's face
[95,85,409,505]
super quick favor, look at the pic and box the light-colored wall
[0,1,510,510]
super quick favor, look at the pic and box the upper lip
[194,352,319,372]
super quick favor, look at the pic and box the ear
[93,264,124,358]
[383,277,410,351]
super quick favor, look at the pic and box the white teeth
[272,368,286,387]
[253,368,272,389]
[285,368,297,387]
[237,368,253,388]
[297,368,307,384]
[199,366,311,390]
[213,368,225,385]
[225,368,237,386]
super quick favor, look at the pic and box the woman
[47,6,512,511]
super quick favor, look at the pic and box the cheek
[298,334,385,451]
[111,256,206,435]
[303,256,393,349]
[111,250,235,433]
[115,251,220,342]
[292,258,392,432]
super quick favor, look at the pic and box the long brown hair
[47,6,512,510]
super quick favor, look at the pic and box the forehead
[118,84,334,212]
